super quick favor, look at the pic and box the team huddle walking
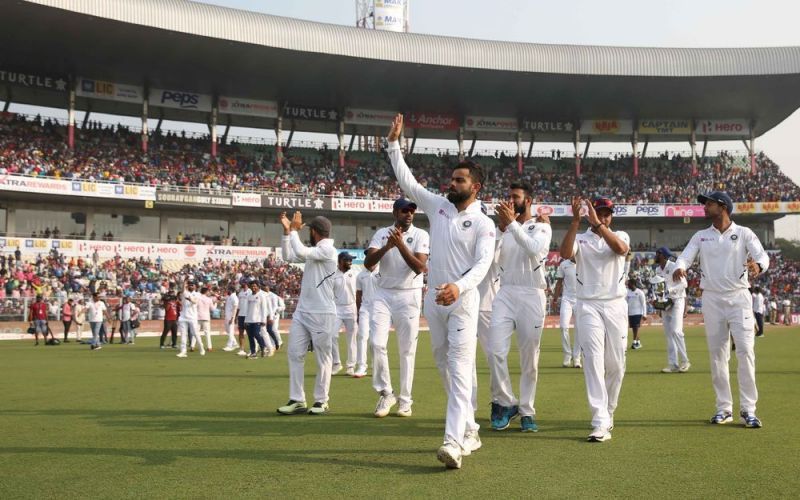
[268,115,769,470]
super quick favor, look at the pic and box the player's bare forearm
[560,220,580,259]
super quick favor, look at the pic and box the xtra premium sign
[405,112,459,130]
[156,192,232,207]
[0,68,68,92]
[464,116,518,133]
[218,96,278,118]
[283,103,340,121]
[580,119,633,136]
[261,194,329,210]
[638,119,691,135]
[695,119,750,136]
[344,108,398,126]
[521,120,574,133]
[76,77,143,104]
[149,88,213,112]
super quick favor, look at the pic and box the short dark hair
[454,160,484,187]
[509,182,533,198]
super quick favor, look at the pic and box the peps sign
[149,88,212,112]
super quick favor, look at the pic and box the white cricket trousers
[370,287,421,405]
[472,310,492,413]
[178,319,203,352]
[332,313,357,369]
[560,298,581,359]
[424,288,480,450]
[576,298,627,429]
[287,311,337,405]
[487,286,546,417]
[662,298,689,367]
[195,319,213,349]
[701,290,758,413]
[356,305,372,373]
[224,317,237,348]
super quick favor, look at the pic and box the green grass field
[1,325,798,499]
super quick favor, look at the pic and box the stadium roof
[4,0,800,141]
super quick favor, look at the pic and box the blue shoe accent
[740,411,762,428]
[490,402,501,422]
[492,405,520,431]
[520,416,538,433]
[710,411,733,424]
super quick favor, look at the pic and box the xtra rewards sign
[464,116,518,132]
[260,195,329,210]
[638,119,691,135]
[405,112,459,130]
[218,96,278,118]
[344,108,398,126]
[283,103,339,121]
[580,119,633,136]
[695,119,750,136]
[149,88,212,112]
[521,120,574,133]
[0,68,67,92]
[76,77,143,104]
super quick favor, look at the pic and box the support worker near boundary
[487,183,552,433]
[332,252,358,376]
[277,212,339,416]
[354,259,379,378]
[673,191,768,428]
[560,196,630,443]
[387,114,495,470]
[364,197,430,418]
[653,247,691,373]
[553,257,581,368]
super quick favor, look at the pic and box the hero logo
[161,91,200,109]
[184,245,197,257]
[701,121,745,134]
[536,205,554,216]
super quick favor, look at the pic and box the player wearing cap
[626,279,648,350]
[364,198,430,418]
[277,212,339,416]
[673,191,769,428]
[560,197,630,443]
[652,247,691,373]
[354,260,378,378]
[486,183,552,433]
[176,280,205,358]
[222,287,240,352]
[387,115,495,469]
[332,252,358,375]
[553,257,581,368]
[244,279,274,359]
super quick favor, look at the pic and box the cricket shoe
[277,400,308,415]
[710,411,733,424]
[461,430,481,456]
[374,392,397,418]
[308,402,329,415]
[741,411,762,428]
[587,426,611,442]
[661,365,680,373]
[397,402,413,417]
[176,351,187,358]
[437,443,462,469]
[491,404,519,431]
[678,362,691,373]
[520,416,538,433]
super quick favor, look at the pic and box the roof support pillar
[527,135,534,159]
[457,127,464,161]
[690,129,697,176]
[275,116,283,164]
[409,128,417,155]
[2,86,10,112]
[285,124,295,151]
[749,127,756,174]
[582,137,591,161]
[516,130,523,174]
[67,88,75,150]
[347,133,356,152]
[641,140,648,158]
[468,137,476,157]
[574,129,581,177]
[701,139,708,160]
[338,119,345,167]
[221,116,231,146]
[141,99,148,154]
[210,105,218,157]
[81,104,92,129]
[632,131,639,177]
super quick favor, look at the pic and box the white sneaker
[661,365,680,373]
[223,346,236,352]
[236,350,247,357]
[573,358,582,369]
[562,354,572,367]
[331,364,343,376]
[461,430,481,456]
[374,392,397,418]
[397,402,413,417]
[588,426,612,442]
[176,351,187,358]
[352,370,367,378]
[200,349,206,356]
[345,367,355,376]
[678,361,691,373]
[437,444,462,469]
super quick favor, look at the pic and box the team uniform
[752,291,765,337]
[556,259,581,367]
[626,286,647,348]
[389,140,495,466]
[245,288,273,356]
[177,290,204,357]
[487,218,552,430]
[332,268,358,373]
[368,224,429,415]
[236,288,252,356]
[267,291,285,349]
[223,292,239,351]
[281,231,339,411]
[675,222,769,425]
[196,294,215,351]
[355,266,379,377]
[653,260,691,372]
[472,243,500,415]
[572,227,631,438]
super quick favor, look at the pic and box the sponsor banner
[344,108,398,126]
[232,192,262,208]
[70,181,156,201]
[664,205,706,218]
[283,103,340,121]
[149,88,213,112]
[612,205,665,217]
[218,96,278,118]
[695,119,750,136]
[521,120,574,133]
[638,119,691,135]
[0,238,275,262]
[374,0,406,32]
[0,174,71,195]
[261,194,330,211]
[464,116,518,133]
[156,192,232,208]
[580,119,634,136]
[76,77,143,104]
[0,68,68,92]
[405,112,459,130]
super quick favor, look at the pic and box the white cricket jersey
[281,232,338,315]
[388,140,495,294]
[572,228,630,300]
[197,294,214,321]
[477,242,501,312]
[626,288,647,316]
[224,293,239,320]
[752,293,765,314]
[654,260,687,299]
[334,269,358,318]
[245,289,272,323]
[267,291,283,320]
[179,291,200,321]
[675,222,769,293]
[237,289,251,317]
[356,268,378,307]
[497,219,551,289]
[556,259,578,302]
[368,224,430,289]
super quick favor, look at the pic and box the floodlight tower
[356,1,410,32]
[355,0,374,29]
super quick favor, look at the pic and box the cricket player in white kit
[652,247,691,373]
[473,205,500,420]
[354,262,378,378]
[560,197,630,442]
[388,115,495,469]
[673,191,768,428]
[235,285,252,356]
[487,183,552,433]
[267,287,285,349]
[223,287,239,351]
[364,198,430,418]
[553,257,581,368]
[277,212,339,416]
[332,252,358,376]
[176,281,205,358]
